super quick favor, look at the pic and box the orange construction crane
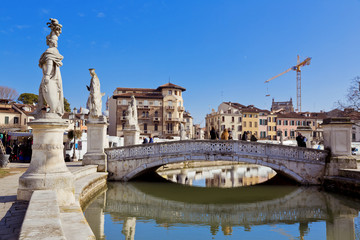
[264,55,311,112]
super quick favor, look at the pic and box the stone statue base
[123,127,140,146]
[83,116,108,172]
[17,117,75,206]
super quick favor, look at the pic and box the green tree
[64,97,71,112]
[17,93,38,104]
[67,129,82,141]
[17,93,70,112]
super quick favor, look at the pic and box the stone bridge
[105,140,329,184]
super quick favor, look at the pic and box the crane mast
[265,55,311,112]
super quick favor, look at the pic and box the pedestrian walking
[221,129,229,140]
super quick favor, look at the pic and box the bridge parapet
[105,140,329,184]
[106,140,327,163]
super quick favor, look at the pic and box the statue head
[89,68,96,77]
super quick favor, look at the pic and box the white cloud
[16,25,30,30]
[41,8,50,14]
[78,12,85,17]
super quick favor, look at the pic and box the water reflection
[156,162,277,187]
[84,181,360,240]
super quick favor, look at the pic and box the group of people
[209,127,257,141]
[142,136,154,144]
[296,133,307,148]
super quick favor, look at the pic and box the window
[273,117,276,122]
[142,111,145,117]
[232,117,234,122]
[290,120,295,126]
[273,126,277,131]
[168,112,172,118]
[168,100,173,106]
[254,114,258,118]
[222,116,225,122]
[155,111,158,117]
[244,121,247,127]
[228,110,232,114]
[238,125,242,131]
[4,116,9,124]
[155,124,158,131]
[249,114,252,118]
[296,121,301,126]
[277,120,282,125]
[284,120,288,126]
[175,91,177,95]
[24,118,27,125]
[284,130,288,137]
[232,125,235,130]
[168,90,172,95]
[243,114,247,118]
[146,111,149,118]
[290,130,295,137]
[14,117,19,124]
[268,126,271,131]
[268,117,271,122]
[238,117,242,122]
[249,122,252,127]
[144,123,147,132]
[154,101,160,106]
[255,122,258,127]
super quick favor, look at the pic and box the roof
[157,83,186,92]
[113,92,163,99]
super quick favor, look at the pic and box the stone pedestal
[17,118,75,206]
[322,118,353,156]
[83,117,108,172]
[296,126,312,148]
[123,127,140,146]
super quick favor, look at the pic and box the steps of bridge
[68,164,99,180]
[338,168,360,181]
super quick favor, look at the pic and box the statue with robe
[125,95,139,129]
[34,18,64,117]
[86,68,105,119]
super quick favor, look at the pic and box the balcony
[165,117,179,122]
[153,117,161,122]
[177,106,185,112]
[120,116,127,121]
[138,105,150,110]
[165,106,175,111]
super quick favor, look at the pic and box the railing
[178,106,185,111]
[153,117,161,122]
[165,117,179,122]
[165,106,175,110]
[106,140,328,163]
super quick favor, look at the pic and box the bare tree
[337,76,360,111]
[0,86,18,101]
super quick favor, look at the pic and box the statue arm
[42,60,53,84]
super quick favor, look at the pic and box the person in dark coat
[210,127,217,140]
[296,133,305,147]
[250,134,257,142]
[241,131,248,141]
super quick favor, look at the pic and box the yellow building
[267,113,277,140]
[241,106,262,139]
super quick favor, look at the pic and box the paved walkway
[0,162,84,240]
[0,163,29,240]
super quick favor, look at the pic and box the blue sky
[1,0,360,125]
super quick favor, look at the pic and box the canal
[83,162,360,239]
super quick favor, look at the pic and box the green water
[84,181,360,240]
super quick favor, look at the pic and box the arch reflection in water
[156,162,277,187]
[84,182,360,240]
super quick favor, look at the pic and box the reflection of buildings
[84,183,358,240]
[158,163,276,187]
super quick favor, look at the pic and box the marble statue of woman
[126,95,139,129]
[86,68,105,119]
[34,18,64,117]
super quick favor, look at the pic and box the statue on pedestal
[125,95,139,129]
[34,18,64,117]
[86,68,105,119]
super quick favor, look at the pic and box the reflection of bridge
[105,140,328,184]
[84,182,358,240]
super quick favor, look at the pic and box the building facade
[0,99,35,132]
[109,83,187,138]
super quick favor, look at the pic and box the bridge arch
[105,140,328,184]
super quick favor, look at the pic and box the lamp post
[70,107,77,161]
